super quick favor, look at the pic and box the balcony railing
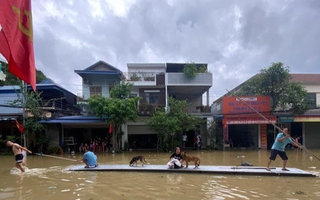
[167,73,212,86]
[138,103,211,115]
[124,72,157,82]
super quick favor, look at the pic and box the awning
[40,116,106,124]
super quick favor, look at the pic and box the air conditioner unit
[83,78,90,84]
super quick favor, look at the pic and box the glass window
[146,93,159,104]
[90,86,102,96]
[307,93,316,109]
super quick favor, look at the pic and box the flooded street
[0,149,320,200]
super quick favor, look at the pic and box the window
[146,93,159,104]
[307,93,316,109]
[90,86,102,96]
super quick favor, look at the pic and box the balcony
[138,103,164,115]
[167,73,212,86]
[185,106,212,114]
[124,72,159,86]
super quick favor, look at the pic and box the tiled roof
[290,74,320,83]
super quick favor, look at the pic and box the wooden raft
[67,164,317,177]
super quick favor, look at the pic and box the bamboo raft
[67,164,317,177]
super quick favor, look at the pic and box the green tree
[206,119,223,150]
[147,97,201,152]
[0,61,47,85]
[88,82,140,152]
[236,62,310,114]
[9,84,59,151]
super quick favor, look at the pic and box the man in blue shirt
[266,128,301,171]
[78,148,98,168]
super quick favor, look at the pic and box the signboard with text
[225,116,277,124]
[260,124,267,149]
[222,96,271,115]
[294,116,320,122]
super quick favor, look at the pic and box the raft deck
[67,164,317,177]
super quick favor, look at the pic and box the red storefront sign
[222,96,271,115]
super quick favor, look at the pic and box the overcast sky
[3,0,320,104]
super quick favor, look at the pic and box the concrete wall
[304,122,320,148]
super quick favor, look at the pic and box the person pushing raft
[6,140,32,172]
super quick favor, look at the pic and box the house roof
[0,80,80,116]
[290,74,320,84]
[84,60,120,71]
[75,60,124,79]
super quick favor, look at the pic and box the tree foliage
[236,62,310,114]
[0,61,47,85]
[88,82,140,151]
[206,119,223,150]
[183,62,198,78]
[9,84,59,151]
[147,97,201,152]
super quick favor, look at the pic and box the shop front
[223,115,277,149]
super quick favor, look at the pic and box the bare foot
[282,168,290,171]
[266,168,271,171]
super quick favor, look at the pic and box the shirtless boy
[6,141,32,172]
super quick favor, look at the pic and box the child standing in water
[6,141,32,172]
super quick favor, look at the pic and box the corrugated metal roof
[40,115,107,124]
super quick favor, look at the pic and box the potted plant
[183,63,198,78]
[130,72,142,81]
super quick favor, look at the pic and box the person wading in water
[6,141,32,172]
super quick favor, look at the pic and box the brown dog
[129,156,147,166]
[181,152,200,169]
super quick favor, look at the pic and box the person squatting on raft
[167,147,184,169]
[266,127,302,171]
[78,148,98,168]
[6,141,32,172]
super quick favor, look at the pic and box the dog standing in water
[6,141,32,172]
[181,152,200,169]
[129,156,147,166]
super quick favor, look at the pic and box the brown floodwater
[0,149,320,200]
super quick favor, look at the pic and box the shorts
[269,149,288,161]
[15,154,24,164]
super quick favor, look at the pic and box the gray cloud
[28,0,320,101]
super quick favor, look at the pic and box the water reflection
[0,149,319,200]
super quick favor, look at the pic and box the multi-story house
[43,61,123,151]
[212,74,320,149]
[123,63,213,149]
[41,61,213,151]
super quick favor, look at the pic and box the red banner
[260,124,267,149]
[0,0,36,90]
[15,120,25,134]
[108,124,113,134]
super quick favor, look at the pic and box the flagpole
[22,80,27,147]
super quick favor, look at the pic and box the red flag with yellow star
[0,0,36,91]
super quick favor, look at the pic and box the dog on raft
[181,152,200,169]
[129,156,147,166]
